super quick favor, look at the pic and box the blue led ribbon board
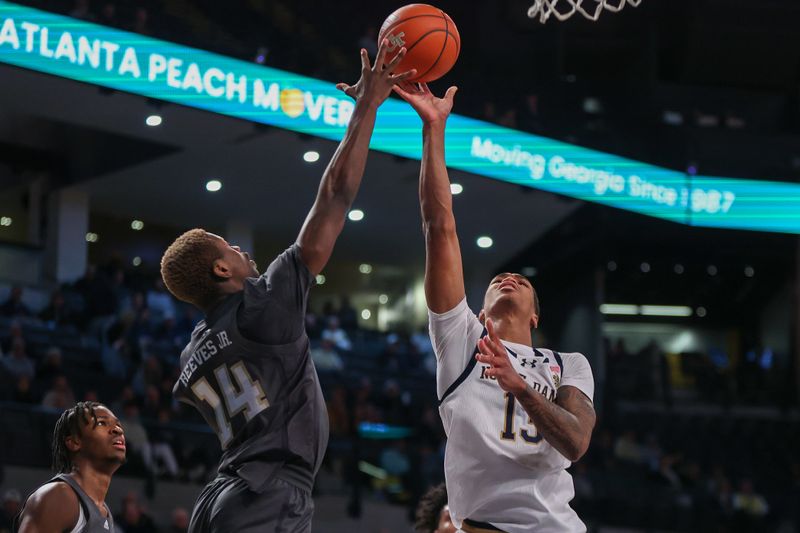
[1,1,797,234]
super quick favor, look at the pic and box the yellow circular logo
[280,89,305,118]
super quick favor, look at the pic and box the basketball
[378,4,460,83]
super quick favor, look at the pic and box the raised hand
[336,39,417,108]
[392,81,458,126]
[475,318,528,397]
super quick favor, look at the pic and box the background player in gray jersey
[16,402,125,532]
[159,40,416,532]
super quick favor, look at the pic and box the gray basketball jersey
[48,473,114,532]
[173,245,328,492]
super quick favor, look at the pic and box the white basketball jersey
[429,298,595,533]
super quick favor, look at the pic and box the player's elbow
[421,215,457,237]
[561,437,590,463]
[320,169,359,207]
[566,435,591,462]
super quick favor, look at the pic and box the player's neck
[203,283,242,315]
[69,462,114,508]
[488,316,532,346]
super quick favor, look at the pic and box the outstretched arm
[297,41,415,275]
[476,319,596,462]
[393,82,463,313]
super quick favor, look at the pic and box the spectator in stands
[142,385,163,419]
[0,286,30,318]
[354,377,381,424]
[116,492,158,533]
[120,403,154,474]
[338,295,358,331]
[101,336,133,379]
[380,379,410,425]
[119,400,180,478]
[39,290,77,329]
[41,375,77,410]
[411,325,434,361]
[147,278,177,321]
[132,354,163,396]
[381,335,403,372]
[321,316,352,351]
[357,25,378,59]
[150,409,180,478]
[38,346,64,383]
[11,375,38,404]
[326,385,350,437]
[613,429,642,464]
[0,489,22,533]
[2,338,35,381]
[74,265,117,329]
[732,479,769,520]
[311,338,344,372]
[380,440,411,494]
[111,386,137,416]
[305,309,321,339]
[153,314,186,349]
[170,507,190,533]
[1,319,23,354]
[109,268,131,314]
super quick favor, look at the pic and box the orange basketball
[378,4,460,83]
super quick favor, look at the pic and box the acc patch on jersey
[550,365,561,388]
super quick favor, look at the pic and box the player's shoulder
[536,348,590,364]
[22,480,80,521]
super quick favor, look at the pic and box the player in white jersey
[393,81,597,533]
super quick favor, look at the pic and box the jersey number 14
[191,362,270,448]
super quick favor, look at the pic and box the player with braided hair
[16,402,125,532]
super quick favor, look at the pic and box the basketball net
[527,0,642,23]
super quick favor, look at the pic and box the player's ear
[212,258,232,279]
[478,309,486,324]
[530,312,539,329]
[65,434,81,453]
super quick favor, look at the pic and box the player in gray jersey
[160,40,416,533]
[16,402,125,532]
[394,80,597,532]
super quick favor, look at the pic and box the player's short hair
[415,483,448,532]
[52,401,104,473]
[160,228,223,309]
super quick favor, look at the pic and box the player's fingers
[419,82,432,95]
[375,39,389,70]
[486,318,502,345]
[392,85,411,99]
[391,69,418,83]
[444,86,459,102]
[479,337,504,361]
[475,353,493,364]
[335,83,349,93]
[385,47,407,72]
[360,48,371,71]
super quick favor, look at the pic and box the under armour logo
[386,32,406,52]
[520,358,536,368]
